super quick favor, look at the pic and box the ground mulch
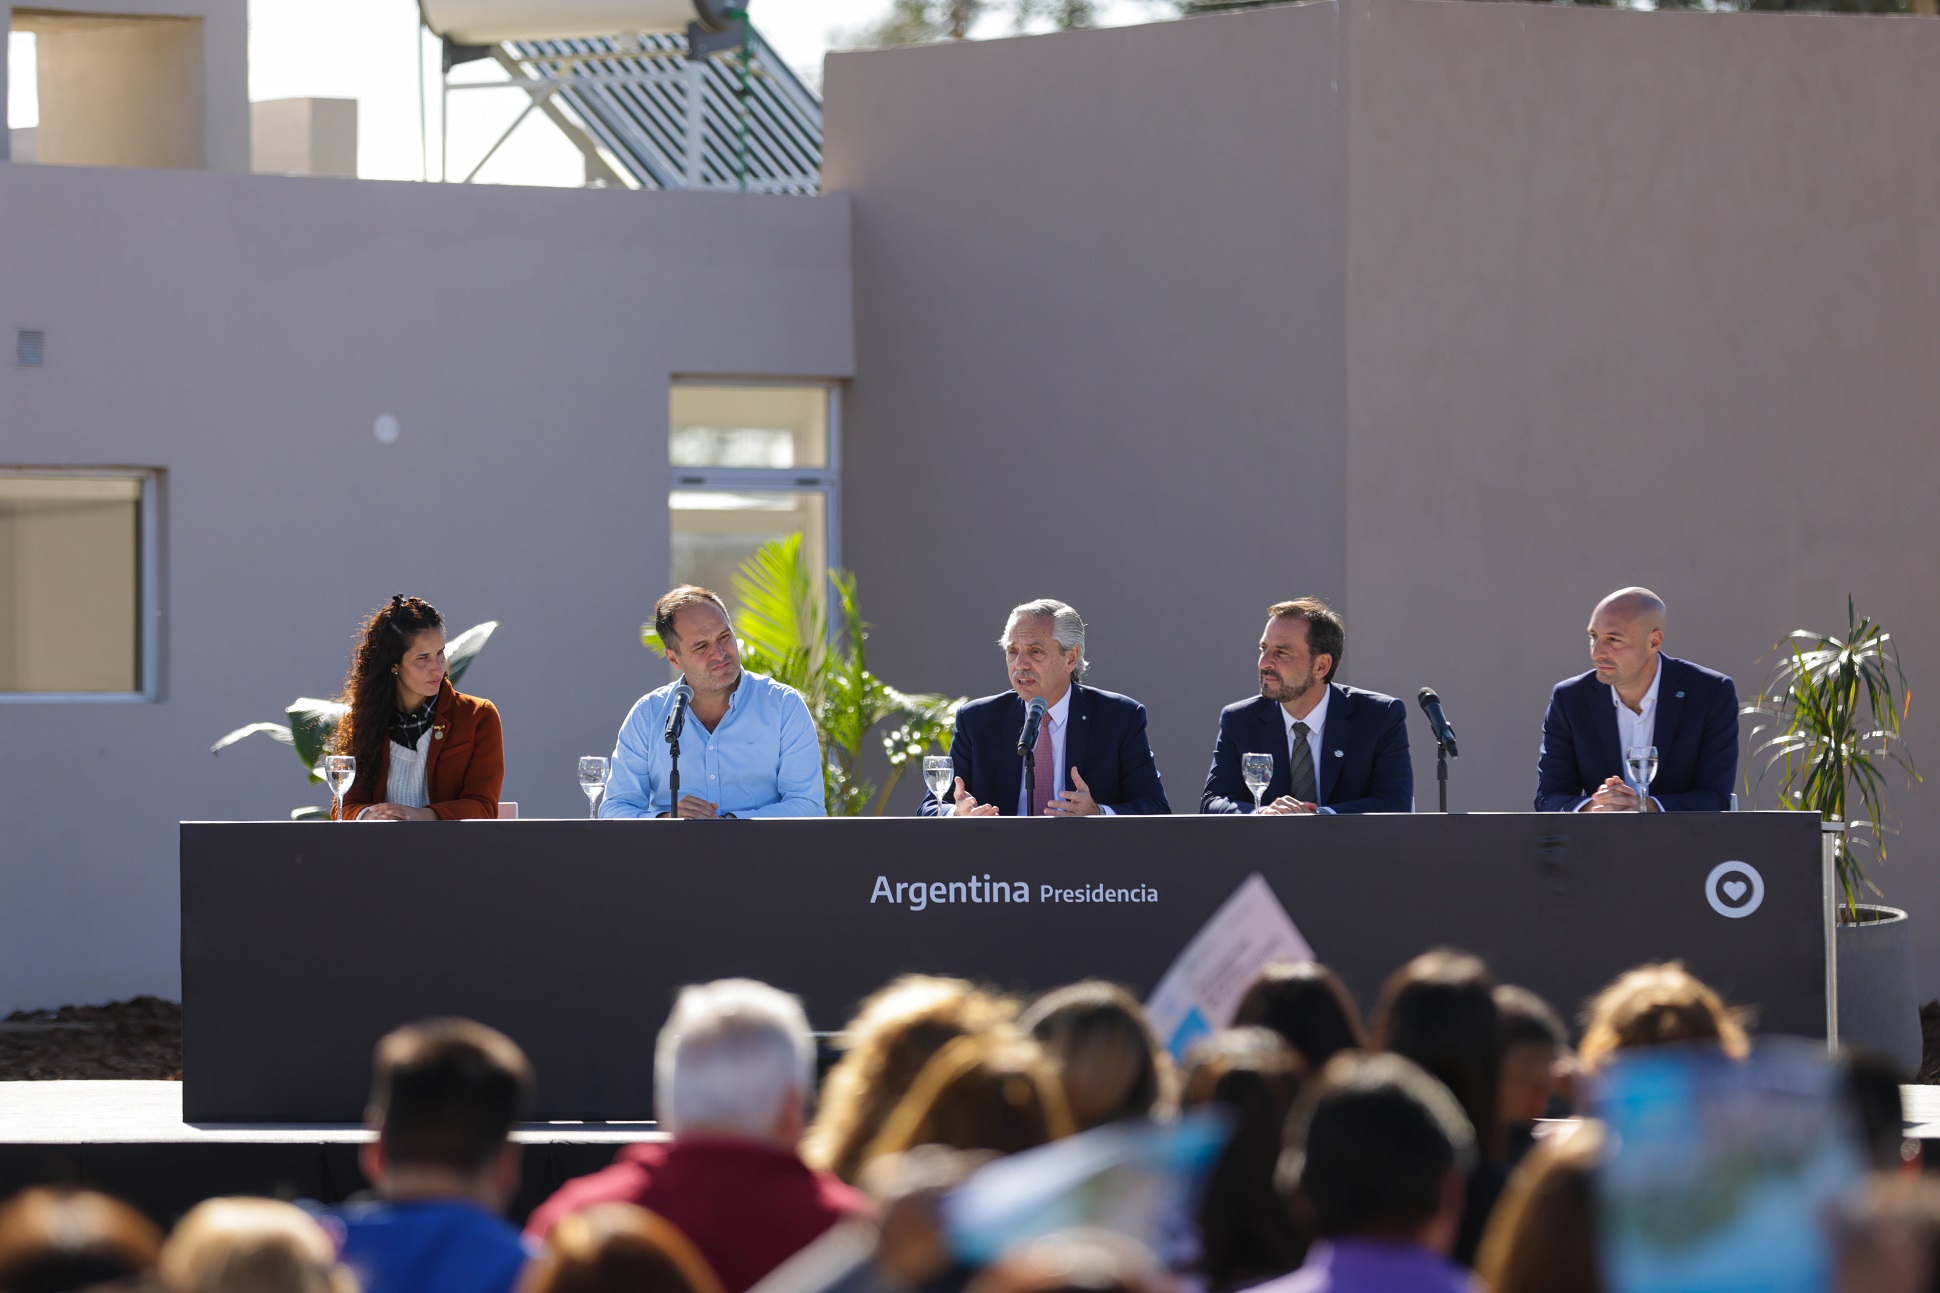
[0,997,181,1081]
[0,995,1934,1086]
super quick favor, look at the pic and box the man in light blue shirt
[601,585,825,819]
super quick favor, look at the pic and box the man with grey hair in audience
[922,597,1170,816]
[522,978,867,1292]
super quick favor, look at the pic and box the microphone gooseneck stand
[1437,739,1450,814]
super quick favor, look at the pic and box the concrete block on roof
[251,98,358,179]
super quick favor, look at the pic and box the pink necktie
[1032,718,1056,817]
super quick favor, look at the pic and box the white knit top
[385,737,431,810]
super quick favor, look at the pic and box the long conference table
[180,813,1829,1122]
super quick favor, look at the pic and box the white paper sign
[1144,872,1315,1060]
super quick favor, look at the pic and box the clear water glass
[1242,752,1273,811]
[324,755,355,821]
[1625,745,1658,810]
[578,756,610,819]
[923,756,954,807]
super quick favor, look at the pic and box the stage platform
[1,1080,1938,1226]
[0,1081,663,1225]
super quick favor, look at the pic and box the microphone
[665,681,694,743]
[1418,688,1459,758]
[1017,696,1049,756]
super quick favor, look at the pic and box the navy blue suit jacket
[919,684,1170,816]
[1535,655,1738,812]
[1200,685,1413,814]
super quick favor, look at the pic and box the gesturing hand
[1045,768,1101,817]
[947,776,998,818]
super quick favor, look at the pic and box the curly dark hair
[333,594,445,799]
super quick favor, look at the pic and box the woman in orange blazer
[332,594,503,820]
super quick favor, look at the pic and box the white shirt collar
[1042,686,1073,729]
[1612,657,1663,717]
[1282,683,1331,741]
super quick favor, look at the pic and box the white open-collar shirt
[1613,656,1664,806]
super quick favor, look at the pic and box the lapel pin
[1676,691,1685,699]
[1333,750,1344,758]
[433,726,445,740]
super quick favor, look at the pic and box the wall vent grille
[16,330,44,366]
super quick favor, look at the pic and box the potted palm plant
[1744,598,1919,1072]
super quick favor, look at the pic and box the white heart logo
[1706,862,1764,918]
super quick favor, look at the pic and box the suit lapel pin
[1676,691,1685,699]
[1333,750,1344,758]
[433,725,445,740]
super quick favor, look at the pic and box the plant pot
[1836,903,1922,1077]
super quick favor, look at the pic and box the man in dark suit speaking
[1201,599,1412,814]
[920,599,1170,817]
[1535,587,1738,812]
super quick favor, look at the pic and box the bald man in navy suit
[1535,587,1738,812]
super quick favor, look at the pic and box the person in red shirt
[524,979,869,1292]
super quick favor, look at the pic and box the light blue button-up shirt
[601,669,826,818]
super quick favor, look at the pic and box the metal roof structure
[453,25,821,194]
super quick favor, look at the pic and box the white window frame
[0,466,163,704]
[668,379,843,577]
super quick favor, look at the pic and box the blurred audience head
[1180,1028,1308,1290]
[656,978,815,1145]
[866,1034,1075,1162]
[1370,948,1501,1159]
[0,1188,162,1293]
[363,1017,534,1210]
[1473,1120,1605,1293]
[1232,961,1366,1070]
[159,1198,351,1293]
[516,1203,723,1293]
[1020,981,1172,1131]
[1494,985,1569,1129]
[803,974,1015,1183]
[1842,1047,1918,1174]
[1578,961,1749,1073]
[963,1230,1168,1293]
[1277,1051,1475,1254]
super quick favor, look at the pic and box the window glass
[669,490,826,614]
[670,385,829,469]
[0,475,143,693]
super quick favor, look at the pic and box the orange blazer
[337,678,503,820]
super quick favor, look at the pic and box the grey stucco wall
[1341,0,1940,987]
[0,165,852,1010]
[824,5,1350,814]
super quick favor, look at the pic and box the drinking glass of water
[1242,752,1273,812]
[578,756,610,819]
[1625,745,1658,810]
[323,755,355,821]
[923,756,955,810]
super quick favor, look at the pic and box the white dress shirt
[1279,686,1337,814]
[1612,658,1663,808]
